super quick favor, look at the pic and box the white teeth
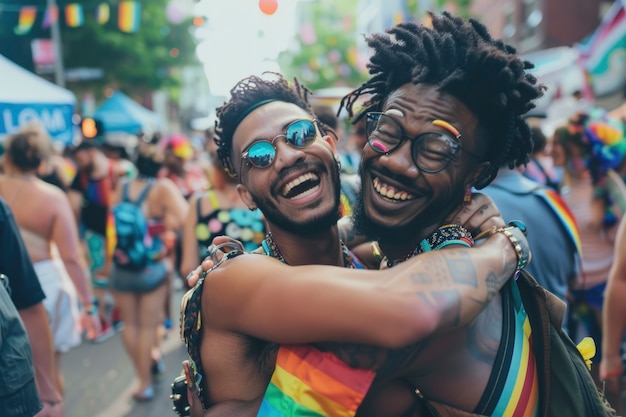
[373,177,415,201]
[282,172,319,196]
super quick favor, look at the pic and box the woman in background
[109,143,188,401]
[0,123,101,398]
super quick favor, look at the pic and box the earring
[463,189,472,206]
[336,159,342,172]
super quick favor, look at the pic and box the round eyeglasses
[365,112,482,173]
[240,119,320,172]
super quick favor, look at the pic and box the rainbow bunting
[42,5,59,29]
[96,3,110,25]
[118,1,141,33]
[14,6,36,35]
[65,3,84,28]
[258,345,375,417]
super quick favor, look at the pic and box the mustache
[270,160,326,191]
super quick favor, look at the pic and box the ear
[321,133,340,162]
[236,184,256,210]
[467,161,493,190]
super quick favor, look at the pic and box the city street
[62,287,187,417]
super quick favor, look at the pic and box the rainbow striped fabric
[258,345,375,417]
[536,188,582,255]
[473,281,539,417]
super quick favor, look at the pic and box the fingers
[448,193,505,233]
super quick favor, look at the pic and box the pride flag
[14,6,36,35]
[96,3,110,25]
[536,188,583,256]
[258,345,375,417]
[65,3,84,28]
[118,1,141,33]
[577,0,626,96]
[42,5,59,29]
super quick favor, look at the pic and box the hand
[186,236,246,287]
[446,193,505,233]
[182,360,205,417]
[34,401,63,417]
[81,310,102,341]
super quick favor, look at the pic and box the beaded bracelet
[421,224,475,252]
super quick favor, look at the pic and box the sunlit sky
[192,0,300,96]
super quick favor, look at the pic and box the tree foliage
[277,0,368,91]
[61,0,198,99]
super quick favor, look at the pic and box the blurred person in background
[67,139,120,342]
[180,126,266,284]
[602,213,626,416]
[340,115,367,174]
[0,196,62,417]
[0,272,43,417]
[0,124,101,397]
[109,147,188,401]
[522,123,562,192]
[37,140,75,191]
[482,155,581,328]
[158,133,209,200]
[552,109,626,404]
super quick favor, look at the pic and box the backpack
[112,179,157,271]
[516,270,616,417]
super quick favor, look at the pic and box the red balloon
[259,0,278,15]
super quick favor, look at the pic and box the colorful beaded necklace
[262,232,358,269]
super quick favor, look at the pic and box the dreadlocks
[214,72,314,178]
[339,12,545,188]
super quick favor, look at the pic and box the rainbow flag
[65,3,84,28]
[42,5,59,29]
[14,6,36,35]
[536,188,583,256]
[258,345,375,417]
[95,3,110,25]
[118,1,141,33]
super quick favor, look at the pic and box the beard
[353,173,467,244]
[254,163,343,236]
[81,161,95,177]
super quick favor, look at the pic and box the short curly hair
[339,12,545,188]
[214,72,314,178]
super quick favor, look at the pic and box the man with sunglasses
[179,64,529,416]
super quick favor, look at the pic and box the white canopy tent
[0,54,76,144]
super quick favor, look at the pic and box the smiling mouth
[281,172,321,199]
[373,177,415,201]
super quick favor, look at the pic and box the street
[62,287,188,417]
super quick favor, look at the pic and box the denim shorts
[0,377,42,417]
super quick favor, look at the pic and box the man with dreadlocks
[179,63,525,416]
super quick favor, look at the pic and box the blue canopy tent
[93,91,162,136]
[0,54,76,144]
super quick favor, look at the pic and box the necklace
[262,232,357,269]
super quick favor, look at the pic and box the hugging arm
[203,231,518,348]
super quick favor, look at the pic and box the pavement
[62,285,188,417]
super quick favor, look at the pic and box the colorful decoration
[96,3,110,25]
[259,0,278,16]
[42,5,59,29]
[118,1,141,33]
[14,6,36,35]
[166,1,185,24]
[65,3,84,28]
[300,23,316,45]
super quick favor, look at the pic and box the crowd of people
[2,10,626,417]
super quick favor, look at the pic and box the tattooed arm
[203,231,518,348]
